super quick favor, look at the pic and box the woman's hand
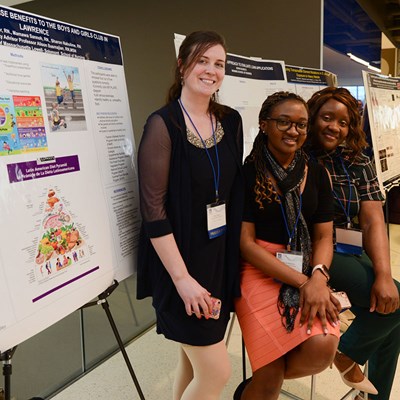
[299,273,340,334]
[150,234,213,319]
[370,275,400,314]
[359,201,399,313]
[173,274,213,319]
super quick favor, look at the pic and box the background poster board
[362,71,400,192]
[0,6,139,352]
[220,54,287,158]
[285,65,337,100]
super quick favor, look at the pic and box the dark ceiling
[324,0,400,69]
[324,0,380,67]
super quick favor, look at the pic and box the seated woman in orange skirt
[234,92,341,400]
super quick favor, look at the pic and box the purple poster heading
[7,154,80,183]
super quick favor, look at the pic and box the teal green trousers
[329,252,400,400]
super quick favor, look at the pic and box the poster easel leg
[1,347,44,400]
[81,280,145,400]
[1,347,16,400]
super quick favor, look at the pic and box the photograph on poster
[0,94,47,155]
[0,95,17,154]
[40,63,87,132]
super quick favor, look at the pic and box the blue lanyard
[278,193,302,251]
[179,98,221,202]
[332,157,352,227]
[267,172,302,251]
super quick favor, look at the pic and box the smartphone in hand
[200,297,222,320]
[331,291,352,312]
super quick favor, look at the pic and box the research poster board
[285,65,337,100]
[220,54,287,158]
[362,71,400,192]
[0,6,139,352]
[174,34,287,158]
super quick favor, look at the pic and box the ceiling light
[368,65,381,73]
[346,53,381,73]
[347,53,370,66]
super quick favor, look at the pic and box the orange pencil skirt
[234,239,340,373]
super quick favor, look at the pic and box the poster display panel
[0,6,139,351]
[220,54,287,158]
[285,65,337,100]
[362,71,400,192]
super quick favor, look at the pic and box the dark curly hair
[307,87,368,156]
[246,91,308,209]
[167,31,227,119]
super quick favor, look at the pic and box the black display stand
[1,280,144,400]
[1,347,16,400]
[81,280,145,400]
[1,347,43,400]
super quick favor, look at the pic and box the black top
[242,160,334,244]
[137,100,243,345]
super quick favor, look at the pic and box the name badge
[276,250,303,273]
[335,227,363,256]
[206,202,226,239]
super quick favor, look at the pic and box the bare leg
[242,334,338,400]
[242,357,285,400]
[285,334,338,379]
[173,345,193,400]
[180,340,231,400]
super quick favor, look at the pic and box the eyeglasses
[266,118,308,134]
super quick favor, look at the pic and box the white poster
[363,71,400,192]
[285,65,337,101]
[0,6,140,352]
[219,54,287,158]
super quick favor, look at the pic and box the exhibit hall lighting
[347,53,382,73]
[368,65,381,73]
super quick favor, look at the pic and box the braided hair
[246,91,308,209]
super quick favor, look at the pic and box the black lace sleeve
[138,113,172,237]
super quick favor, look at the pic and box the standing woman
[136,31,243,400]
[234,92,340,400]
[307,87,400,400]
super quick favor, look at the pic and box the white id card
[206,202,226,239]
[335,227,363,256]
[276,250,303,273]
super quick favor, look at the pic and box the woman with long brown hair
[137,31,243,399]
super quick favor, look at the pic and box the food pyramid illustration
[35,188,86,279]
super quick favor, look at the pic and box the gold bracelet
[298,278,310,289]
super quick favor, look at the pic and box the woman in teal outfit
[306,87,400,400]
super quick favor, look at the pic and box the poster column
[362,71,400,192]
